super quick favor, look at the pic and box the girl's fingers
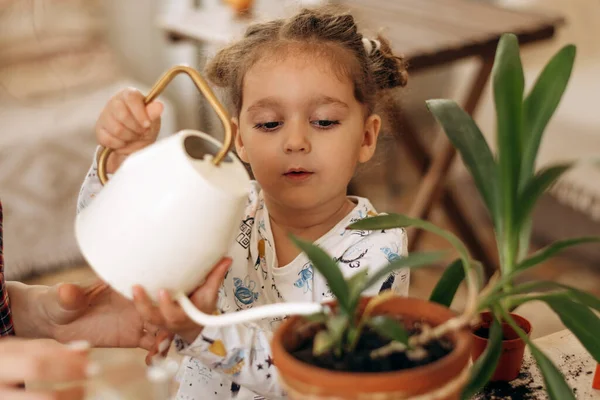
[122,89,152,129]
[193,257,232,302]
[157,290,188,326]
[111,98,145,134]
[206,258,232,286]
[103,113,138,142]
[146,101,164,122]
[97,128,126,150]
[132,286,165,327]
[145,331,174,366]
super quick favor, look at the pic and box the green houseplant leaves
[285,32,598,400]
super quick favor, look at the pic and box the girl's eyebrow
[246,97,282,113]
[246,95,349,114]
[309,95,349,109]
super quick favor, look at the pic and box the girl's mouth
[283,169,314,181]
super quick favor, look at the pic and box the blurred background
[0,0,598,348]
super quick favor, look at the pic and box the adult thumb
[41,283,88,326]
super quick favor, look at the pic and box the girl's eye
[254,121,282,132]
[312,120,340,129]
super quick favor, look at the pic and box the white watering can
[75,65,324,327]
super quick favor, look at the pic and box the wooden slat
[342,0,564,70]
[160,0,563,71]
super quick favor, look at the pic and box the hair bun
[365,35,408,89]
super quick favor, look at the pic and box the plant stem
[496,304,529,342]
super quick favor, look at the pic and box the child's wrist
[178,326,204,345]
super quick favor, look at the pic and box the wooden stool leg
[384,99,431,195]
[406,56,496,273]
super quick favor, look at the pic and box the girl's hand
[95,88,164,173]
[132,258,232,345]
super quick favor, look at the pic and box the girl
[78,7,410,399]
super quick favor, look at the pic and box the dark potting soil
[473,359,544,400]
[473,327,494,339]
[473,325,519,341]
[474,353,585,399]
[291,320,454,373]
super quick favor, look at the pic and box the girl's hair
[205,6,408,116]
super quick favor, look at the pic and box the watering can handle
[97,65,233,185]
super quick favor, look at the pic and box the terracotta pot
[471,311,532,382]
[272,297,472,400]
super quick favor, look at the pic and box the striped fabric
[0,201,15,336]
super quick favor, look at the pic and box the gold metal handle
[97,65,232,185]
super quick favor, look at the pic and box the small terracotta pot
[592,363,600,390]
[272,297,473,400]
[471,311,532,382]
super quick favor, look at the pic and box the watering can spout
[177,294,327,327]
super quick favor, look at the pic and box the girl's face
[233,52,381,211]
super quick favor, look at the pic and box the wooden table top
[341,0,564,70]
[159,0,564,71]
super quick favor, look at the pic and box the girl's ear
[232,117,250,163]
[358,113,381,163]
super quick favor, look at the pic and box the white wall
[101,0,202,131]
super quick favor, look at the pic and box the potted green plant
[272,237,479,400]
[419,32,600,393]
[271,33,600,400]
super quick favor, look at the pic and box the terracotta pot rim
[272,297,472,389]
[472,311,532,345]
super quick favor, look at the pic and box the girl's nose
[283,122,311,154]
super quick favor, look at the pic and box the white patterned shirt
[78,156,409,400]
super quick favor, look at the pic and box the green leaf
[362,251,446,293]
[558,285,600,312]
[486,281,600,313]
[461,316,502,399]
[493,33,525,243]
[426,99,499,227]
[429,259,465,307]
[313,330,335,356]
[520,45,576,190]
[347,269,369,310]
[303,313,328,324]
[503,291,570,310]
[517,217,533,262]
[499,307,575,400]
[349,214,475,296]
[290,235,350,313]
[543,297,600,364]
[326,315,349,343]
[348,214,413,231]
[515,236,600,273]
[530,343,576,400]
[515,163,571,231]
[367,315,410,346]
[515,282,600,312]
[346,326,360,349]
[349,214,470,265]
